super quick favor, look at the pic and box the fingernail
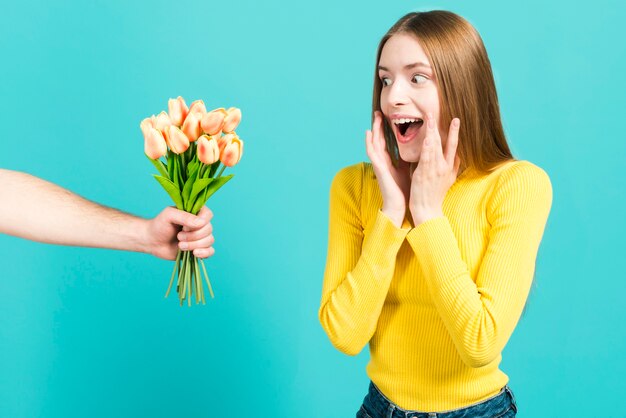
[453,118,460,128]
[180,242,188,250]
[193,219,203,227]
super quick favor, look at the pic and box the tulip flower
[168,96,189,126]
[220,135,243,167]
[197,135,220,165]
[167,126,190,154]
[155,111,172,131]
[144,128,168,159]
[218,132,235,152]
[140,115,156,137]
[141,97,246,307]
[189,100,207,117]
[222,107,242,133]
[201,108,227,136]
[181,111,203,142]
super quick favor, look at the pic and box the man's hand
[146,206,215,260]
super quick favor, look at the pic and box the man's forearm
[0,169,149,252]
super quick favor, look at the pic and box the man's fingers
[178,222,213,242]
[163,206,214,233]
[180,234,215,251]
[193,247,215,259]
[162,207,204,228]
[196,206,213,222]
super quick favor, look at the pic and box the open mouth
[393,117,424,143]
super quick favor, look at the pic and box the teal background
[1,0,624,417]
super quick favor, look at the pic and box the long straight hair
[373,11,513,172]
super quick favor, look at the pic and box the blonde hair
[373,11,513,172]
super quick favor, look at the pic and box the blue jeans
[357,382,518,418]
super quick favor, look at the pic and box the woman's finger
[372,112,385,154]
[419,120,438,174]
[445,118,461,167]
[365,129,373,158]
[425,113,442,152]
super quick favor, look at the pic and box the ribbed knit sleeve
[405,161,552,368]
[319,163,410,355]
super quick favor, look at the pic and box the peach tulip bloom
[155,111,172,131]
[222,107,242,133]
[167,126,190,154]
[140,116,155,138]
[201,108,227,136]
[220,135,243,167]
[218,133,236,152]
[188,100,207,117]
[168,96,189,126]
[181,111,203,142]
[145,128,168,159]
[197,135,220,165]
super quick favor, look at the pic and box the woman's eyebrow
[378,62,432,71]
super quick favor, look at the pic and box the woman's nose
[386,80,410,106]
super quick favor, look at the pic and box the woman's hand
[366,111,411,227]
[409,113,461,226]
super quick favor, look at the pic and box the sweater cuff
[406,216,467,281]
[361,210,410,271]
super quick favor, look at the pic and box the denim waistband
[363,381,517,418]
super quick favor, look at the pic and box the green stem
[216,165,226,178]
[200,258,214,299]
[195,257,205,304]
[176,253,183,292]
[179,251,189,306]
[185,251,192,306]
[194,255,201,304]
[165,250,182,298]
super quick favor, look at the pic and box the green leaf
[204,174,234,200]
[190,174,234,214]
[182,165,200,211]
[187,160,199,177]
[167,150,175,180]
[146,154,169,179]
[208,162,220,178]
[191,187,210,214]
[189,177,213,204]
[153,174,184,210]
[168,154,179,189]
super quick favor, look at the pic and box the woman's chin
[398,148,421,163]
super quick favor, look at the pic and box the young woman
[319,10,552,418]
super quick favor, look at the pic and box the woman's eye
[381,77,392,86]
[413,75,428,84]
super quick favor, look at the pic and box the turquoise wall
[1,1,624,416]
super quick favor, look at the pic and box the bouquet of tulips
[140,96,244,306]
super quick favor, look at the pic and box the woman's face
[378,33,442,163]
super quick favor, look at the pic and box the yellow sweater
[319,160,552,411]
